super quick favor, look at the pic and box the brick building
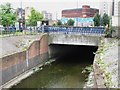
[62,5,99,18]
[61,5,99,26]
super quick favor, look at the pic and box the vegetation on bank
[94,39,118,88]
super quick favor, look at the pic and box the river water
[11,60,92,88]
[11,45,97,88]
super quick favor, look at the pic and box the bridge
[43,26,105,46]
[0,26,106,88]
[44,26,105,36]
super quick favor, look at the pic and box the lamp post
[100,15,102,26]
[19,0,23,31]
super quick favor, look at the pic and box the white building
[42,11,52,20]
[114,0,120,16]
[112,0,120,26]
[99,0,120,26]
[99,0,112,16]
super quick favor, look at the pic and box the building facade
[62,5,99,18]
[114,0,120,16]
[42,11,52,20]
[112,0,120,26]
[61,5,99,27]
[99,1,109,16]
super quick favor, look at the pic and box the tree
[57,20,62,26]
[0,3,16,29]
[52,23,56,26]
[93,13,101,26]
[28,8,43,26]
[102,13,110,27]
[67,19,74,26]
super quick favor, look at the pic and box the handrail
[43,26,105,36]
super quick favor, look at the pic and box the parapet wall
[49,34,102,46]
[0,34,49,86]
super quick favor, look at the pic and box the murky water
[11,45,97,88]
[11,60,91,88]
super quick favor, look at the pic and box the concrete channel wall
[93,38,119,88]
[0,34,49,86]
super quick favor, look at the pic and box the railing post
[42,25,44,34]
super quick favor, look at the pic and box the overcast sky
[0,0,112,20]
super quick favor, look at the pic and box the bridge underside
[49,44,98,63]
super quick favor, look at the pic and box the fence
[0,27,42,37]
[0,26,106,37]
[44,26,105,36]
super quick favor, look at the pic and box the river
[11,45,97,88]
[11,60,92,88]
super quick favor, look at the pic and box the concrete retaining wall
[0,34,49,86]
[93,38,118,88]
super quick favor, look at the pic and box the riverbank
[0,59,55,89]
[84,38,119,88]
[0,34,49,89]
[0,34,43,58]
[94,38,119,88]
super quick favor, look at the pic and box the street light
[19,0,23,31]
[100,15,102,26]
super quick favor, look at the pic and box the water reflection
[11,60,90,88]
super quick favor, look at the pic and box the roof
[62,8,99,12]
[62,8,82,11]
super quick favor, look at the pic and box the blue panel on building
[61,18,94,23]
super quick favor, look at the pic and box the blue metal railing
[43,26,105,36]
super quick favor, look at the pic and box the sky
[0,0,112,20]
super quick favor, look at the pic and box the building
[42,11,52,20]
[99,1,108,16]
[99,1,114,16]
[61,5,99,27]
[16,8,25,30]
[25,7,31,20]
[112,0,120,26]
[99,0,120,16]
[114,0,120,16]
[62,5,99,18]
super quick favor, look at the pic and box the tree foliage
[102,13,110,27]
[28,8,43,26]
[0,3,16,27]
[93,13,101,26]
[52,23,57,26]
[93,13,110,27]
[67,19,74,26]
[57,20,62,26]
